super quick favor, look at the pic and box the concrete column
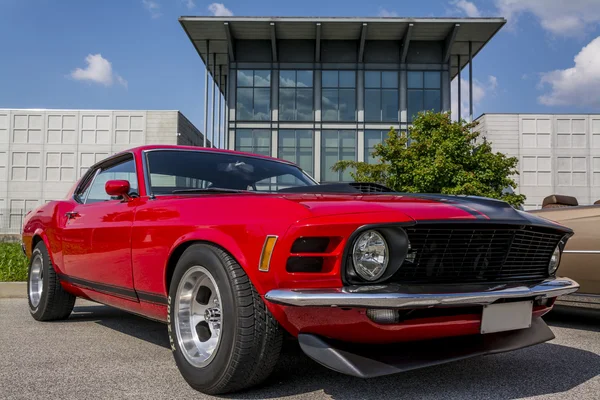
[457,55,461,121]
[469,41,473,122]
[314,129,321,182]
[357,68,364,122]
[218,65,222,148]
[400,68,407,124]
[211,53,216,147]
[203,40,210,147]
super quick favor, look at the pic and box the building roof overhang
[179,16,506,94]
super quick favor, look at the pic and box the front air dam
[298,317,554,378]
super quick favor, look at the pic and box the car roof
[119,145,295,166]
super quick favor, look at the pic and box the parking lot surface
[0,298,598,400]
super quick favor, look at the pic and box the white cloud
[182,0,195,9]
[451,75,497,121]
[495,0,600,36]
[208,3,233,16]
[452,1,481,18]
[488,75,498,91]
[538,36,600,107]
[378,7,398,17]
[70,54,127,88]
[142,0,161,19]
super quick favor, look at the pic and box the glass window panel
[254,130,271,147]
[297,130,312,147]
[278,147,296,164]
[340,148,356,181]
[278,130,296,147]
[365,130,384,148]
[297,71,313,88]
[408,90,424,122]
[322,71,338,87]
[253,88,271,120]
[424,90,441,113]
[254,70,271,87]
[322,150,339,182]
[339,71,356,88]
[322,89,338,121]
[407,71,423,89]
[237,70,253,87]
[296,88,313,121]
[340,130,356,148]
[382,89,399,121]
[87,159,137,203]
[236,88,253,120]
[338,89,356,121]
[365,89,381,121]
[279,70,296,87]
[236,130,253,147]
[322,131,339,148]
[297,151,313,176]
[279,88,295,121]
[365,71,380,88]
[382,71,398,88]
[424,72,441,89]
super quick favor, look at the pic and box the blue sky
[1,0,599,129]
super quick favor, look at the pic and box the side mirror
[105,180,131,201]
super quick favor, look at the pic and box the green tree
[333,111,526,208]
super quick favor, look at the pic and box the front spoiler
[265,277,579,308]
[298,317,554,378]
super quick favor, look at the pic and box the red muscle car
[22,145,579,394]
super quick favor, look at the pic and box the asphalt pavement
[0,298,598,400]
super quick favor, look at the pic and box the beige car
[530,195,600,306]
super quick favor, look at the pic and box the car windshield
[146,150,317,195]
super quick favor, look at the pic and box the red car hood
[276,193,491,221]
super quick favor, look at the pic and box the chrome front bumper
[265,277,579,308]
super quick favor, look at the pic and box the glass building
[180,17,505,182]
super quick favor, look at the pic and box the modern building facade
[475,113,600,209]
[0,109,205,233]
[180,16,505,182]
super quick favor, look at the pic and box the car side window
[85,158,138,204]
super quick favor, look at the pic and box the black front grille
[395,225,563,284]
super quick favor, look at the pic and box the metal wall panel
[477,114,600,210]
[0,109,201,233]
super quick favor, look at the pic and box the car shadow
[67,302,170,349]
[545,305,600,333]
[64,302,599,400]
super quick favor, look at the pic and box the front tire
[168,243,282,395]
[28,241,76,321]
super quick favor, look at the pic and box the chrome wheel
[174,266,223,368]
[29,253,43,308]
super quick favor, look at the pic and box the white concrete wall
[0,109,202,233]
[476,114,600,210]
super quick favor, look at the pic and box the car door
[61,154,140,298]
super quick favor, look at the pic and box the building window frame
[278,70,314,121]
[277,129,314,177]
[321,70,357,122]
[407,71,442,123]
[236,69,272,121]
[321,129,357,182]
[364,71,399,123]
[234,129,272,156]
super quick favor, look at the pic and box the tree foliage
[333,111,526,208]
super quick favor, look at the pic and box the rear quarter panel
[531,206,600,294]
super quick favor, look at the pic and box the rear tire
[167,243,282,394]
[28,241,75,321]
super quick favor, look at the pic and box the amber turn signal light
[259,235,278,272]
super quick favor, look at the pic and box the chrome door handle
[65,211,80,219]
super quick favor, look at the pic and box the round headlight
[548,245,561,274]
[352,230,389,281]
